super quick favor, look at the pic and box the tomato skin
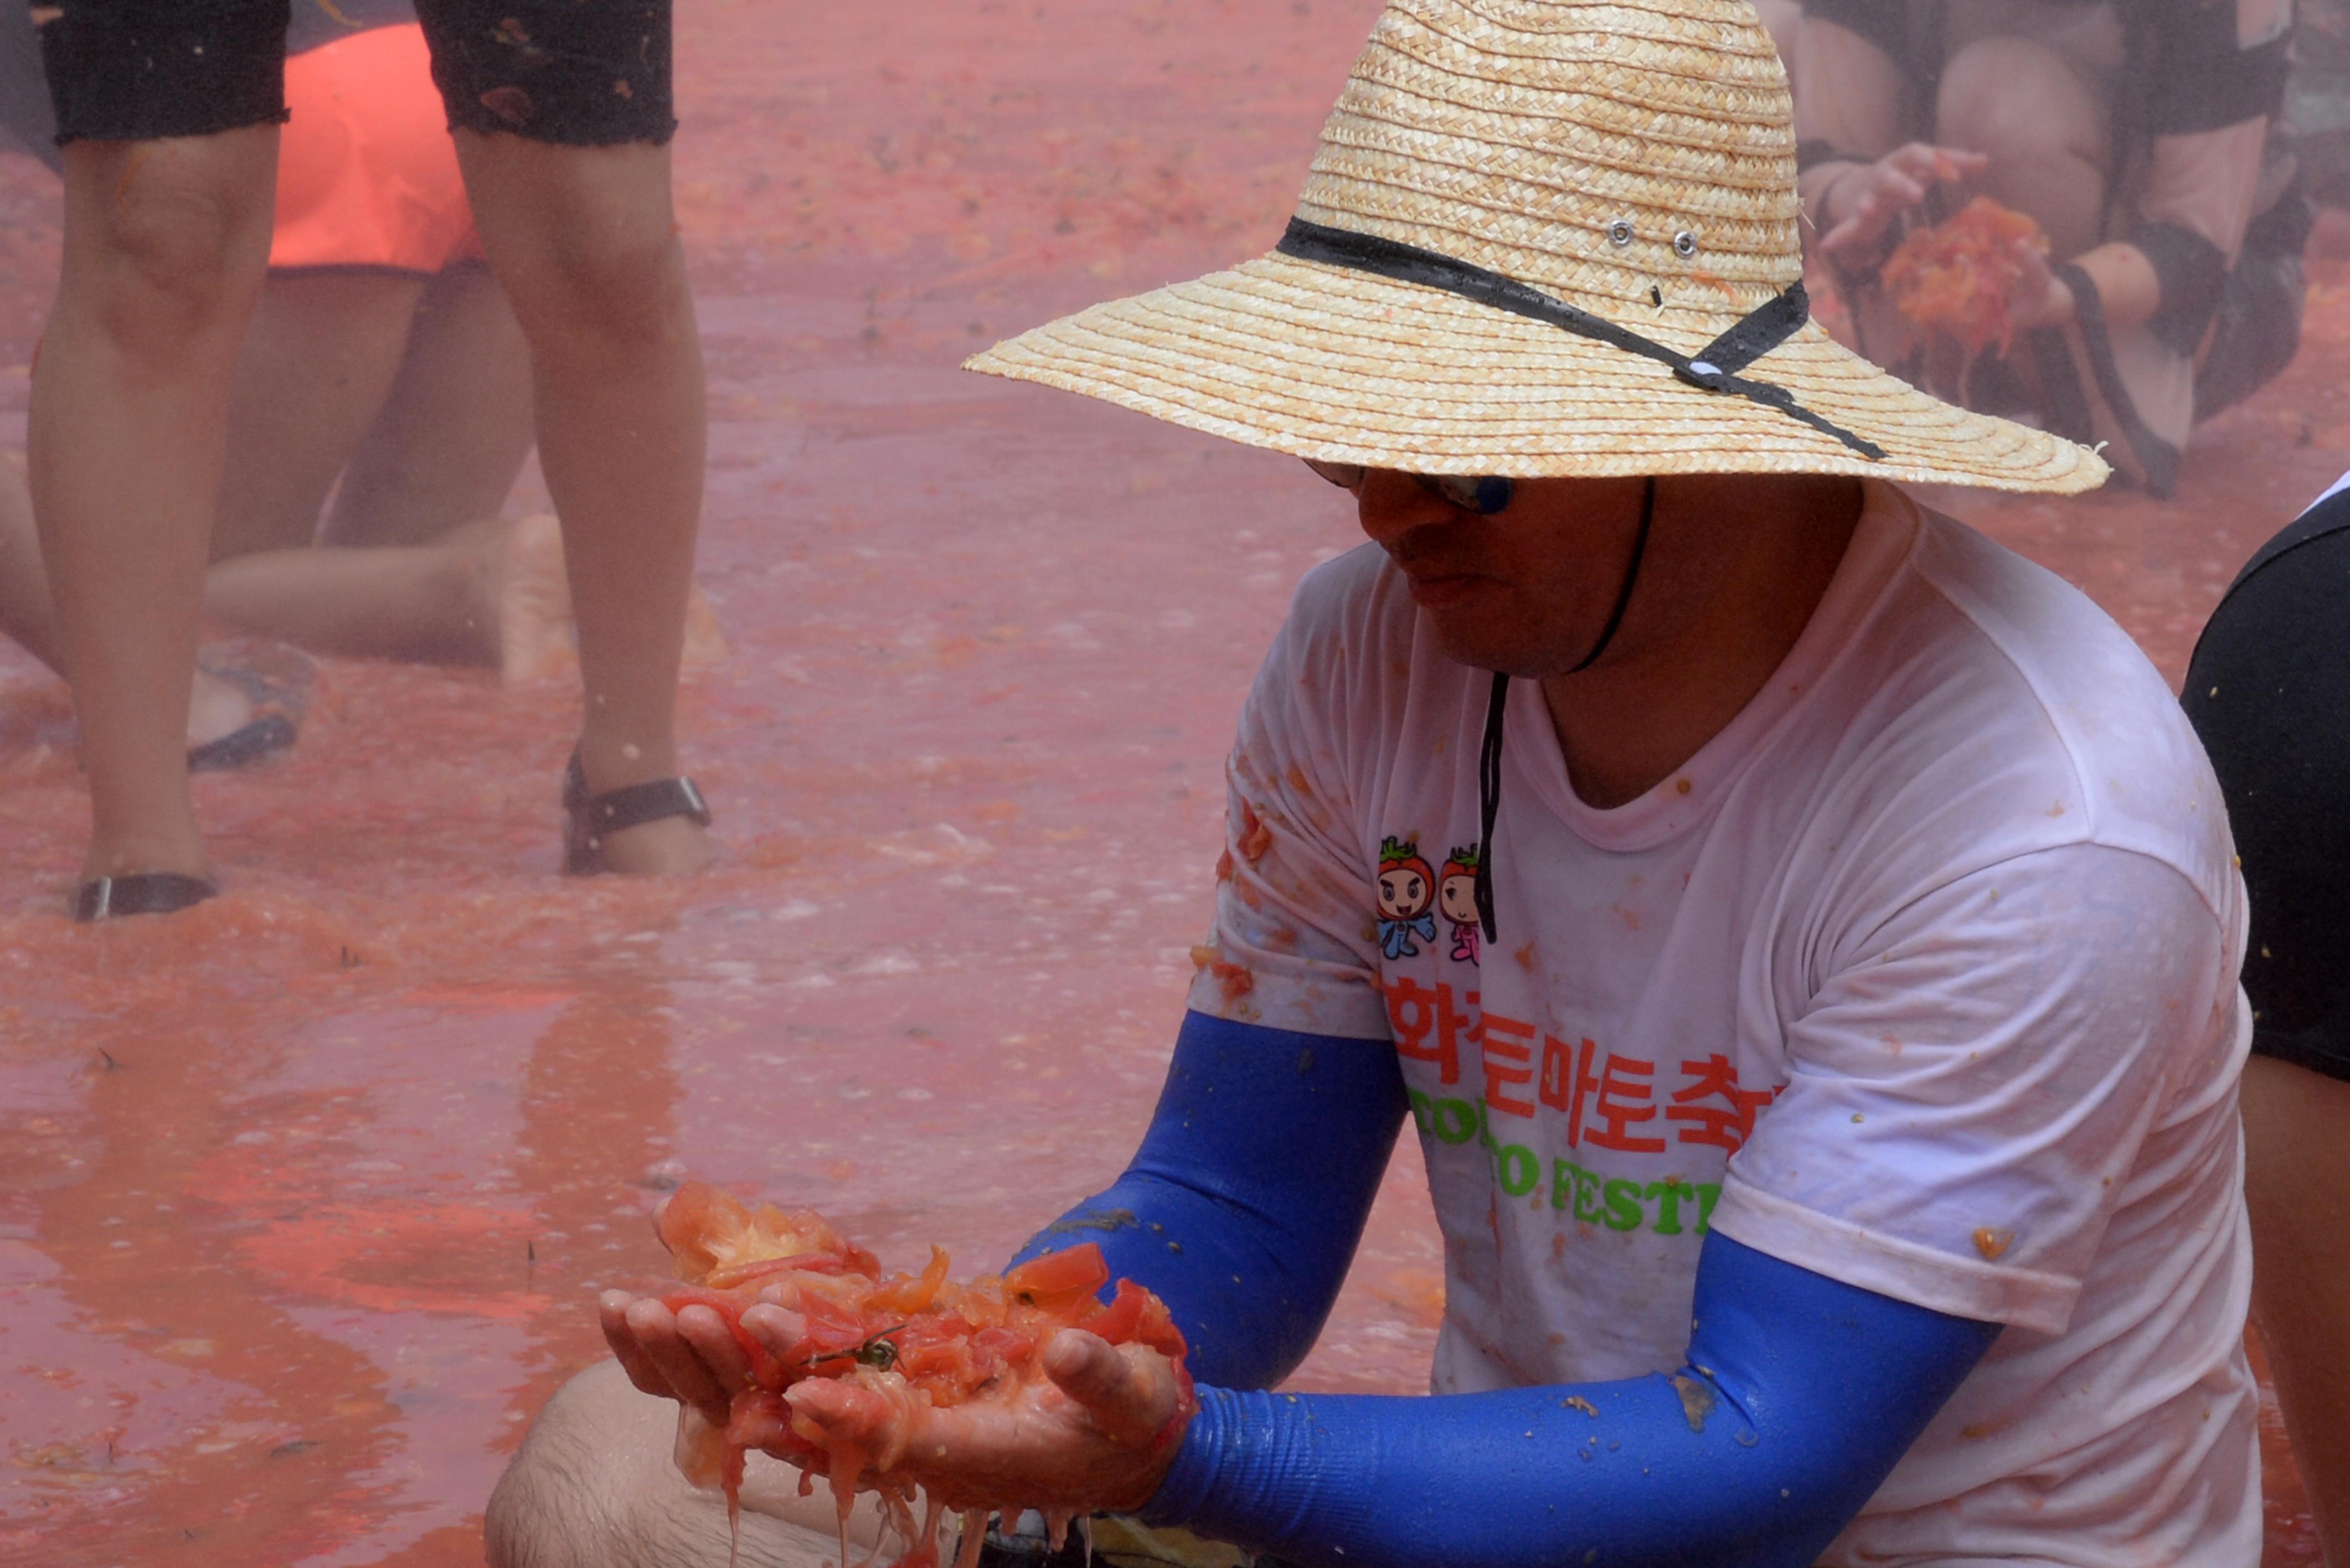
[1000,1244,1111,1307]
[701,1252,854,1291]
[656,1183,756,1280]
[969,1324,1035,1369]
[867,1245,952,1314]
[1072,1278,1189,1360]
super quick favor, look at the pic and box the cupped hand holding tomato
[1817,143,1990,260]
[599,1210,1198,1520]
[599,1286,766,1428]
[776,1311,1192,1514]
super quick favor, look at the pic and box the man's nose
[1354,470,1460,548]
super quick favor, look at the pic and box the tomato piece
[1001,1244,1110,1305]
[1073,1278,1189,1359]
[656,1182,756,1280]
[970,1324,1035,1364]
[1074,1280,1144,1343]
[867,1245,951,1314]
[700,1252,855,1291]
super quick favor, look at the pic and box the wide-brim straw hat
[966,0,2106,493]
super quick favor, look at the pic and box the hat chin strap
[1274,218,1886,461]
[1472,474,1656,945]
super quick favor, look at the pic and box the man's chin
[1426,613,1576,682]
[1429,622,1527,679]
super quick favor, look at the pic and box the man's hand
[602,1290,1194,1512]
[773,1316,1191,1514]
[1817,143,1988,260]
[599,1289,762,1428]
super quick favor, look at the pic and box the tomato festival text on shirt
[1387,974,1780,1240]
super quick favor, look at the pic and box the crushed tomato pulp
[1883,195,2051,356]
[649,1182,1193,1568]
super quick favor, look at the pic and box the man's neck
[1539,476,1866,811]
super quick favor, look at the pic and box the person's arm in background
[1790,3,1986,267]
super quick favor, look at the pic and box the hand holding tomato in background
[1816,143,1990,261]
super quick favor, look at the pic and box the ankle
[588,813,713,876]
[82,828,209,883]
[573,729,681,793]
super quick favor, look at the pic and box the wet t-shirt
[1188,483,2259,1565]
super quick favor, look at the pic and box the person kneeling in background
[1794,0,2307,496]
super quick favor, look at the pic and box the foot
[80,821,210,889]
[184,667,256,752]
[592,813,714,875]
[467,513,576,684]
[74,871,218,922]
[568,744,714,876]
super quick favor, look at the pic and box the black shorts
[38,0,674,148]
[2182,489,2350,1084]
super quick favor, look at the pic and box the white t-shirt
[1188,483,2258,1566]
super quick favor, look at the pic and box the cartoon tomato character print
[1376,835,1439,960]
[1440,844,1481,964]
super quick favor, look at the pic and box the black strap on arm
[2136,4,2289,137]
[1274,218,1885,460]
[2130,219,2230,356]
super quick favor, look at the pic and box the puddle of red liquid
[0,2,2328,1563]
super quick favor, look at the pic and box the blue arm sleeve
[1145,1232,2003,1568]
[1012,1009,1410,1391]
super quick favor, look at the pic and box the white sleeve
[1183,605,1390,1043]
[1712,843,2243,1334]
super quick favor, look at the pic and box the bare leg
[2241,1053,2350,1563]
[205,518,506,663]
[31,128,279,881]
[450,130,710,874]
[204,262,547,667]
[207,512,584,675]
[209,268,426,560]
[1,449,302,750]
[486,1360,887,1568]
[0,453,60,671]
[1935,37,2112,261]
[322,261,534,549]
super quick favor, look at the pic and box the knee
[67,147,272,344]
[497,215,689,353]
[485,1362,653,1568]
[1936,39,2105,166]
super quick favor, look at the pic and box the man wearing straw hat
[497,2,2259,1563]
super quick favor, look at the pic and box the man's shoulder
[1879,507,2233,890]
[1284,540,1408,634]
[1264,542,1425,690]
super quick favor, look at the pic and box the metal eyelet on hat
[1606,218,1634,247]
[1673,230,1699,258]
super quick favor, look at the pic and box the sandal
[73,871,218,922]
[188,644,313,773]
[561,749,712,875]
